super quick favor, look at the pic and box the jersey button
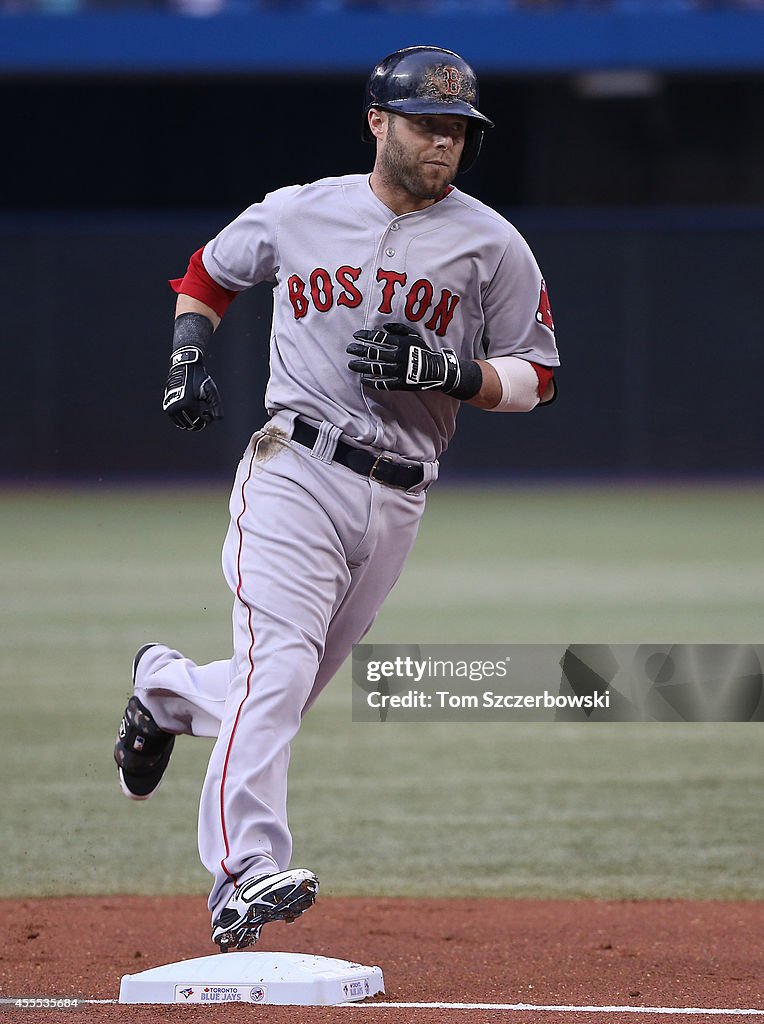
[390,223,400,231]
[385,247,395,257]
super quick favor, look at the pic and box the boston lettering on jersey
[287,266,461,337]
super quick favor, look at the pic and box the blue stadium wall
[4,11,764,75]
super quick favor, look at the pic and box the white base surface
[118,951,385,1005]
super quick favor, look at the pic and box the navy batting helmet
[362,45,494,173]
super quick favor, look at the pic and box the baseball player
[113,45,559,953]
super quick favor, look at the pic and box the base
[118,951,385,1005]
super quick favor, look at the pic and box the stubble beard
[380,121,456,200]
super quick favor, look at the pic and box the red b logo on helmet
[536,279,555,333]
[441,66,462,96]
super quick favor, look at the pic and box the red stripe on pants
[219,444,258,884]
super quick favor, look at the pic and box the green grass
[1,482,763,901]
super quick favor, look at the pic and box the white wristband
[485,356,540,412]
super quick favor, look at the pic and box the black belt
[291,420,425,491]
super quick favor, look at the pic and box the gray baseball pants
[133,411,428,921]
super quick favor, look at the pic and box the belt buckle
[369,453,395,483]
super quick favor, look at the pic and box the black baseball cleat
[114,644,174,800]
[211,869,319,953]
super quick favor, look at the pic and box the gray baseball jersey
[203,173,559,462]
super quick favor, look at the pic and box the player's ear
[367,108,388,142]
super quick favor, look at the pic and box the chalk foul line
[345,1002,764,1016]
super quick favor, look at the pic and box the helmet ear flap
[458,123,484,174]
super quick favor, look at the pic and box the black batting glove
[347,322,458,392]
[347,323,482,399]
[162,345,223,431]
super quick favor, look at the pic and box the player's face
[378,112,467,200]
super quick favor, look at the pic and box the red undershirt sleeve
[169,247,239,319]
[530,362,556,404]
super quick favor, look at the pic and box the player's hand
[347,323,460,392]
[162,346,224,431]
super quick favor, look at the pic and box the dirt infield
[0,897,761,1023]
